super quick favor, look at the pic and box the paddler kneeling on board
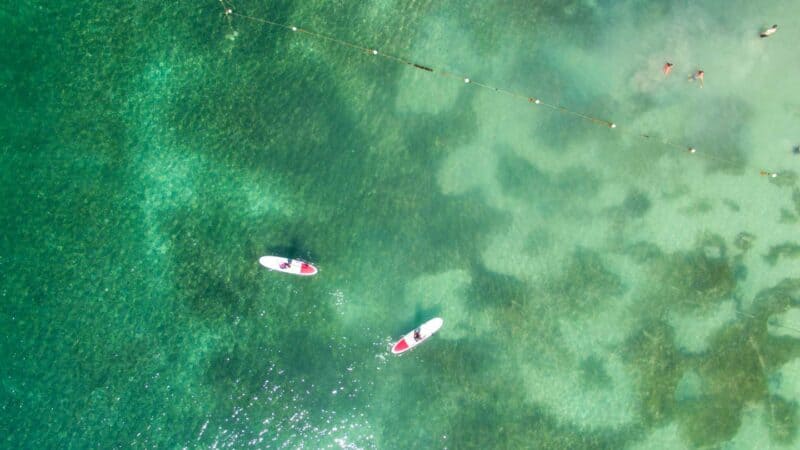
[280,259,292,269]
[413,329,423,341]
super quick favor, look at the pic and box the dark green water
[3,0,800,448]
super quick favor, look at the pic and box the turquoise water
[2,0,800,448]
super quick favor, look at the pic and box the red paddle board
[391,317,443,354]
[259,256,318,276]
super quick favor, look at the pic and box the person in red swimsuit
[663,62,673,76]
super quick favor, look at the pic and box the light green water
[2,0,800,448]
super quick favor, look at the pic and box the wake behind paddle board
[391,317,443,354]
[259,256,318,276]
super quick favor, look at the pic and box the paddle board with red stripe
[391,317,443,354]
[259,256,318,276]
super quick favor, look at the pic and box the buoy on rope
[218,4,783,180]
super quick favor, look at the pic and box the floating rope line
[218,1,781,179]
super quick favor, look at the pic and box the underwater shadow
[413,302,442,326]
[262,237,316,262]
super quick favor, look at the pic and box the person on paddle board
[413,329,422,341]
[280,259,292,269]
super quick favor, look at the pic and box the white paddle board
[391,317,443,354]
[258,256,318,276]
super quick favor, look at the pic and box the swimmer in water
[689,70,704,87]
[760,24,778,38]
[663,62,673,76]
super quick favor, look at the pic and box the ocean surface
[2,0,800,448]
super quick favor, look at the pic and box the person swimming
[663,62,673,76]
[689,70,704,87]
[760,24,778,38]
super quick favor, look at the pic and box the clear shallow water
[2,0,800,448]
